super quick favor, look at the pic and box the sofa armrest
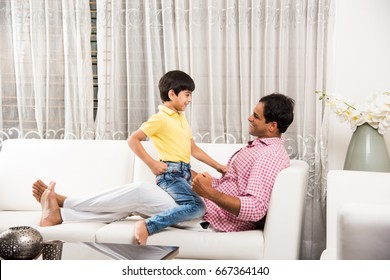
[337,203,390,260]
[263,160,309,259]
[325,170,390,252]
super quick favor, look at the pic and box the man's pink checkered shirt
[203,137,290,232]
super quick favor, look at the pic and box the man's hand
[192,172,241,216]
[149,161,168,176]
[190,169,199,179]
[192,172,214,199]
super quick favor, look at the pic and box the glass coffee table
[58,242,179,260]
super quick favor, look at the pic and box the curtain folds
[0,0,332,259]
[0,0,94,141]
[95,0,331,258]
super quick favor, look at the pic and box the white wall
[327,0,390,170]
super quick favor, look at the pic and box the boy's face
[169,90,192,112]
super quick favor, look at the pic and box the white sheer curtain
[0,0,330,259]
[0,0,94,142]
[96,0,331,259]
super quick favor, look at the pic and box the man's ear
[269,121,278,133]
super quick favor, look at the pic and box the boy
[128,70,226,245]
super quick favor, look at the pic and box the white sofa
[0,139,309,259]
[337,203,390,259]
[321,170,390,260]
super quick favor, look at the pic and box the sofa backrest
[0,139,134,211]
[326,170,390,250]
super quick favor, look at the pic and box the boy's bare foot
[32,180,66,207]
[134,220,149,245]
[39,182,63,227]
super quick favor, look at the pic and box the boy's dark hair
[158,70,195,102]
[260,93,295,133]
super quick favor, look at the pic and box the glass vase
[344,123,390,172]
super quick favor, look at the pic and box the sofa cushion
[94,218,264,259]
[148,227,264,260]
[0,210,105,243]
[37,223,106,243]
[0,211,42,232]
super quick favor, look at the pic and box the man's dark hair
[158,70,195,102]
[260,93,295,133]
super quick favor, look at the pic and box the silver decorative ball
[0,226,43,260]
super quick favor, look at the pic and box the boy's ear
[168,89,176,101]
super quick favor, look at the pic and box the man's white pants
[60,182,178,223]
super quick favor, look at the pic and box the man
[33,93,294,235]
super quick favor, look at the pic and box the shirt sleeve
[237,154,287,222]
[139,114,162,138]
[211,177,219,188]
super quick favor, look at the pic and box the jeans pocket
[156,172,176,187]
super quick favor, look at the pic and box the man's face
[248,102,276,137]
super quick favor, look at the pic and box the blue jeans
[145,161,206,235]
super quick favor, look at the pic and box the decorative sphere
[0,226,43,260]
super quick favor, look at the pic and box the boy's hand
[150,161,168,175]
[216,164,227,176]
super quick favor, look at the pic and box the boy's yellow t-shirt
[140,105,192,164]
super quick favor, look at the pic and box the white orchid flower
[317,91,390,134]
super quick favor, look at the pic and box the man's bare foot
[134,220,149,245]
[32,180,48,202]
[32,180,66,207]
[39,182,63,227]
